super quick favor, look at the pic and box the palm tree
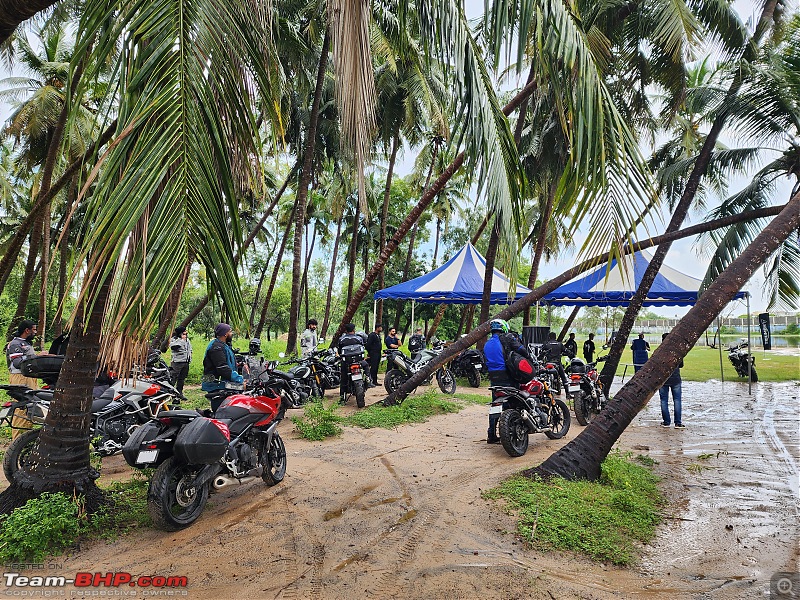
[0,0,282,509]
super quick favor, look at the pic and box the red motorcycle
[123,377,289,530]
[489,374,570,457]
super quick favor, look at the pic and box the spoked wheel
[466,369,481,388]
[572,390,589,426]
[544,399,571,439]
[147,457,209,531]
[3,428,39,481]
[498,409,529,457]
[436,368,457,394]
[261,432,287,486]
[384,369,408,394]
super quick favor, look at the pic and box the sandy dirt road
[1,380,797,599]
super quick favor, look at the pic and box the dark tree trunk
[477,220,500,349]
[598,0,777,391]
[346,202,360,310]
[255,204,297,337]
[530,191,799,481]
[394,222,419,331]
[332,80,539,344]
[0,122,117,297]
[524,181,557,325]
[54,175,79,337]
[558,306,580,341]
[0,0,60,46]
[381,204,790,406]
[153,254,194,347]
[0,267,113,514]
[432,217,442,268]
[9,224,42,341]
[320,218,343,338]
[300,226,317,324]
[376,130,400,326]
[287,32,330,355]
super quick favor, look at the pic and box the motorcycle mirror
[279,352,286,358]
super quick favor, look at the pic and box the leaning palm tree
[0,0,283,510]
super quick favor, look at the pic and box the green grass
[484,452,664,566]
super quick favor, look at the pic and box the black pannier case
[173,417,228,465]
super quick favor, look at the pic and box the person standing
[583,333,596,363]
[631,333,651,372]
[366,324,383,384]
[659,332,684,428]
[202,323,244,410]
[384,327,400,351]
[5,319,39,439]
[564,332,577,359]
[484,319,512,444]
[168,326,192,393]
[300,319,318,357]
[542,331,570,392]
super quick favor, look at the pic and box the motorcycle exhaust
[521,410,551,434]
[213,474,258,490]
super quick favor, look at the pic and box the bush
[291,400,343,440]
[0,493,84,562]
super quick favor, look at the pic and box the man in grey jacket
[169,326,192,393]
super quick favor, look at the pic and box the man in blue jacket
[202,323,244,409]
[484,318,530,444]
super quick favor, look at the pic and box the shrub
[0,493,84,562]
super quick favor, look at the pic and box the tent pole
[535,301,540,326]
[411,300,415,334]
[747,292,752,395]
[717,317,724,383]
[373,299,377,331]
[547,303,552,328]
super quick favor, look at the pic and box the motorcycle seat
[166,409,207,419]
[91,397,115,413]
[32,390,54,402]
[271,370,295,380]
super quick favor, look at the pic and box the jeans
[659,381,682,425]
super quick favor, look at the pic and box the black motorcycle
[565,356,607,426]
[451,348,485,388]
[728,340,758,382]
[0,385,50,480]
[383,339,456,396]
[338,343,368,408]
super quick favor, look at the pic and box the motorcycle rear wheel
[384,369,408,394]
[466,369,480,388]
[148,457,209,531]
[353,380,366,408]
[498,409,529,457]
[572,390,589,426]
[544,399,570,439]
[261,432,287,486]
[436,368,457,394]
[3,428,39,481]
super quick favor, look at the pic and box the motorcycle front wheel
[436,368,457,394]
[3,428,39,481]
[148,457,209,531]
[498,409,529,457]
[384,369,408,394]
[544,399,571,439]
[261,432,286,486]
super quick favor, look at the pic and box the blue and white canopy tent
[373,243,532,329]
[542,249,747,307]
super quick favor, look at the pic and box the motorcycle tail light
[2,402,10,408]
[209,419,231,441]
[545,363,556,369]
[570,374,581,381]
[157,416,172,425]
[349,364,360,372]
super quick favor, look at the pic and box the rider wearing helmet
[248,338,262,355]
[483,318,529,444]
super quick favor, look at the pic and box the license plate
[474,364,483,369]
[351,373,362,381]
[568,385,581,392]
[488,405,502,414]
[136,450,158,464]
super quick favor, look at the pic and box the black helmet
[249,338,262,354]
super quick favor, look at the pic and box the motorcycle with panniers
[123,374,290,530]
[489,360,570,457]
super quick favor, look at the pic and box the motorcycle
[566,356,607,426]
[451,348,485,388]
[0,384,51,480]
[728,340,758,382]
[338,342,368,408]
[489,375,570,457]
[383,338,457,395]
[122,374,290,530]
[3,371,183,481]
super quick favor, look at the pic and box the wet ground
[1,379,798,599]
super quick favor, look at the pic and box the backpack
[505,350,535,383]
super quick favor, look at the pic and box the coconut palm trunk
[524,180,557,325]
[321,218,343,338]
[255,204,297,337]
[598,0,779,391]
[478,220,500,345]
[287,32,330,355]
[558,306,580,341]
[376,130,400,326]
[529,191,799,481]
[0,267,112,514]
[8,224,42,340]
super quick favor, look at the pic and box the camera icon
[772,572,800,598]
